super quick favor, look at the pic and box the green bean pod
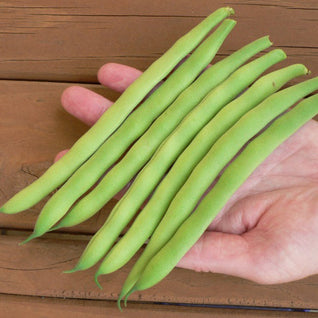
[0,7,234,214]
[54,35,272,231]
[67,49,286,273]
[20,19,237,243]
[128,92,318,299]
[96,63,307,278]
[120,76,318,302]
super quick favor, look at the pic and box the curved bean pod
[96,63,307,278]
[54,35,272,230]
[121,76,318,302]
[0,7,234,214]
[128,92,318,299]
[20,19,237,243]
[67,49,286,273]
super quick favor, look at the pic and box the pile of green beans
[53,35,272,231]
[21,18,237,244]
[95,63,308,281]
[1,7,317,311]
[0,6,234,214]
[64,49,286,274]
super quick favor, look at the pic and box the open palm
[56,63,318,285]
[181,119,318,284]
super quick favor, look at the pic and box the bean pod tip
[117,292,125,311]
[94,273,103,290]
[63,267,79,274]
[124,286,137,307]
[19,232,39,246]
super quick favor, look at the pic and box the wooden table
[0,1,317,316]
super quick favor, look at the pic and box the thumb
[177,231,263,283]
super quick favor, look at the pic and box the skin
[56,63,318,287]
[179,118,318,285]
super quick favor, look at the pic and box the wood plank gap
[152,301,317,313]
[30,13,207,18]
[0,233,317,309]
[1,292,315,314]
[1,228,93,241]
[0,77,104,86]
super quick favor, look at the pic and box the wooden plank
[0,0,317,83]
[0,80,120,234]
[2,0,318,15]
[1,1,318,315]
[0,232,317,309]
[1,294,312,318]
[2,74,318,234]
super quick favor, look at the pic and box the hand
[178,119,318,284]
[56,63,318,285]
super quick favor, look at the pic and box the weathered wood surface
[0,0,317,83]
[0,80,118,234]
[1,0,318,316]
[1,80,318,315]
[0,231,317,310]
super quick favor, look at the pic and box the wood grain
[0,232,317,310]
[0,80,119,233]
[2,75,318,234]
[2,294,312,318]
[1,1,318,315]
[1,73,318,313]
[0,0,317,83]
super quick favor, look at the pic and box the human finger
[60,64,143,126]
[61,86,114,126]
[176,230,284,284]
[97,63,143,93]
